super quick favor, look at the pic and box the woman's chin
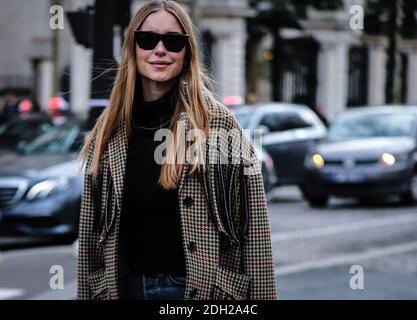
[149,75,176,83]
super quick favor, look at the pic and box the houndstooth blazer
[77,85,278,300]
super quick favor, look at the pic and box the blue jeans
[126,272,186,300]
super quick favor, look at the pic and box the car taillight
[18,100,33,113]
[223,96,243,107]
[48,97,65,111]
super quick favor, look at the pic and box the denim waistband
[126,272,186,300]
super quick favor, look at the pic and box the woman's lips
[149,62,171,69]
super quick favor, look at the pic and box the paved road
[1,186,417,299]
[270,187,417,299]
[0,244,77,299]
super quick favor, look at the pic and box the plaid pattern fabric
[77,86,277,300]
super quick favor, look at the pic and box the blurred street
[1,186,417,300]
[271,187,417,299]
[0,243,77,299]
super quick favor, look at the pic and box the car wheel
[301,192,328,208]
[401,172,417,204]
[60,232,78,245]
[358,196,373,204]
[299,185,329,208]
[306,195,329,208]
[262,174,273,195]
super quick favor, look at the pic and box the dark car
[0,119,85,242]
[230,107,278,199]
[254,143,278,199]
[0,113,54,156]
[232,103,327,190]
[301,106,417,207]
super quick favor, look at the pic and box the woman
[78,0,277,300]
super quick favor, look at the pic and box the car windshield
[0,116,53,150]
[328,112,416,140]
[233,110,253,129]
[23,122,82,154]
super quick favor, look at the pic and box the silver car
[232,103,327,192]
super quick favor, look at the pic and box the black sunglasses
[134,31,189,52]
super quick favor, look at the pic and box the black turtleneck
[120,80,186,276]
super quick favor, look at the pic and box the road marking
[272,213,417,242]
[0,288,25,299]
[275,240,417,276]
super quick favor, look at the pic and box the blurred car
[232,103,327,190]
[230,107,277,198]
[0,113,13,125]
[301,106,417,207]
[0,118,85,242]
[0,113,54,156]
[254,144,278,198]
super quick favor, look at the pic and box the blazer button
[183,196,194,208]
[189,287,198,298]
[187,241,197,252]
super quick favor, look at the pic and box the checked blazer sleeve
[232,115,278,300]
[77,140,103,300]
[243,162,278,299]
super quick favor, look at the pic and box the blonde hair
[79,0,219,190]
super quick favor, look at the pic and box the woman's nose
[154,40,167,54]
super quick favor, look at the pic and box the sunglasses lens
[135,32,188,52]
[135,33,159,50]
[162,35,187,52]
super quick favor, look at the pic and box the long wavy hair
[79,0,219,190]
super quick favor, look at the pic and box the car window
[328,112,416,140]
[0,117,54,149]
[233,110,253,129]
[23,122,82,154]
[259,112,313,132]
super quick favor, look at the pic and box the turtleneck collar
[131,77,179,130]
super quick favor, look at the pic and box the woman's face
[136,10,187,84]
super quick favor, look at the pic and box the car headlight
[379,153,396,166]
[310,153,325,169]
[26,177,70,201]
[380,152,410,167]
